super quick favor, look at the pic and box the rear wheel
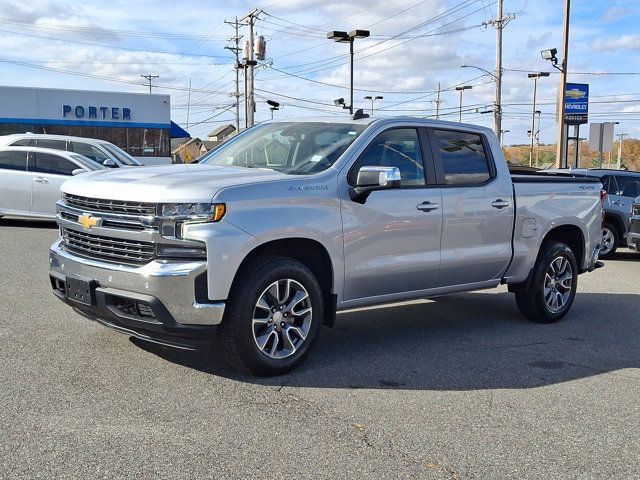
[514,241,578,323]
[599,223,618,259]
[218,256,323,376]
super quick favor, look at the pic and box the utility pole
[555,0,570,168]
[242,9,261,128]
[484,0,514,137]
[225,17,243,132]
[617,132,628,170]
[433,82,442,119]
[141,74,159,94]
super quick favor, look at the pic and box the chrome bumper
[49,238,225,325]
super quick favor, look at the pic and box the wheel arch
[541,224,585,269]
[230,238,337,326]
[603,212,625,238]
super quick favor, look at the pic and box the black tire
[599,222,619,259]
[218,255,323,376]
[513,241,578,323]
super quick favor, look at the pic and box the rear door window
[431,129,492,186]
[35,139,67,151]
[0,151,28,171]
[33,152,76,176]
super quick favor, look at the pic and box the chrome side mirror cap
[350,166,401,204]
[71,168,85,176]
[102,158,117,168]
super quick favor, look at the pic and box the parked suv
[629,196,640,253]
[549,168,640,258]
[0,134,143,168]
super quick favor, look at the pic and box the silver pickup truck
[49,117,604,375]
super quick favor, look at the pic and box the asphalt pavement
[0,218,638,479]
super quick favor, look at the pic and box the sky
[0,0,639,145]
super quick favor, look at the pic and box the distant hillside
[504,139,640,171]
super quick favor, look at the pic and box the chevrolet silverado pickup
[49,116,604,375]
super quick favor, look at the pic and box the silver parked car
[0,146,106,220]
[0,134,143,168]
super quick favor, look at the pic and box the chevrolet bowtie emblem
[78,213,101,229]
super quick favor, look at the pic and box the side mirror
[102,158,117,168]
[349,166,401,204]
[71,168,85,176]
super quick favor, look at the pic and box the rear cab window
[430,129,493,186]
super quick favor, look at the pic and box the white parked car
[0,146,106,220]
[0,133,143,168]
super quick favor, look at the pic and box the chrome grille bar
[63,193,157,216]
[62,228,155,264]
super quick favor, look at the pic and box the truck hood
[61,164,289,203]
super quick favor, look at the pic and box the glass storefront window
[0,123,170,156]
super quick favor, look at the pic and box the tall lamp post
[460,64,500,135]
[500,129,509,147]
[364,95,383,115]
[528,72,550,166]
[455,85,472,123]
[327,30,370,114]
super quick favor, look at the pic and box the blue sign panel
[564,83,588,124]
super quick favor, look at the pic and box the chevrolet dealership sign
[564,83,588,125]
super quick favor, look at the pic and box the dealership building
[0,86,188,158]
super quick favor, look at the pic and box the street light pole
[327,29,370,115]
[500,129,509,147]
[455,86,472,123]
[528,72,550,166]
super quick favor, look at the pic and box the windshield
[200,122,366,174]
[101,143,142,166]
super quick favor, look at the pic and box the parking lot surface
[0,218,638,479]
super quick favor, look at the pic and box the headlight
[159,203,225,222]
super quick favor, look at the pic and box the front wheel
[218,256,323,376]
[514,241,578,323]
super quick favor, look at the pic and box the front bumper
[49,238,225,350]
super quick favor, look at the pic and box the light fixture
[540,48,557,60]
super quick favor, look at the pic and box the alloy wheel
[252,279,313,359]
[543,256,574,313]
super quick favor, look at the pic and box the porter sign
[62,105,132,120]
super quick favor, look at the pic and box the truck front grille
[63,193,157,216]
[62,227,156,265]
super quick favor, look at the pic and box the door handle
[417,201,439,212]
[34,177,50,184]
[491,199,510,209]
[611,201,625,206]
